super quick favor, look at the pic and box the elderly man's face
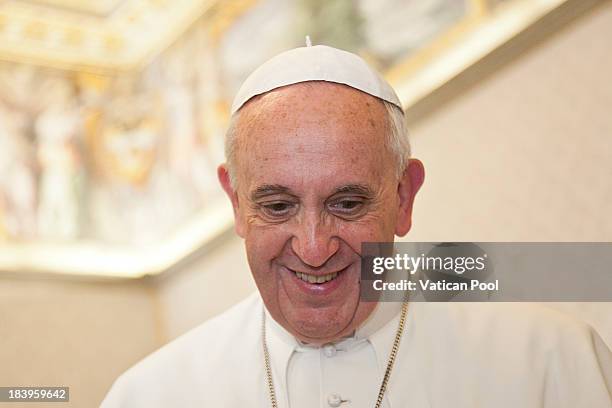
[219,82,423,344]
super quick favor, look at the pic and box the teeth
[294,271,339,284]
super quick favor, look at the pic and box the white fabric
[101,293,612,407]
[265,299,403,408]
[230,45,403,114]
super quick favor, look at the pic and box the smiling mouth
[291,268,344,284]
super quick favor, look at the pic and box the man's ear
[217,164,246,238]
[395,158,425,237]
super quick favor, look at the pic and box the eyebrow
[250,183,375,201]
[332,184,374,197]
[250,184,294,200]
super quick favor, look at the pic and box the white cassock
[101,292,612,407]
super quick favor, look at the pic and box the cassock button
[323,343,337,357]
[327,393,343,407]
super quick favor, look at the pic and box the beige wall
[407,2,612,243]
[1,2,611,407]
[154,234,254,342]
[407,2,612,347]
[0,236,255,408]
[403,1,612,343]
[0,277,160,408]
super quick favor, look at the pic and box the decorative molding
[0,199,234,278]
[0,0,224,73]
[386,0,606,122]
[0,0,605,279]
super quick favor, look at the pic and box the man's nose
[290,212,340,268]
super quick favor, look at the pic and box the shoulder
[406,302,611,406]
[416,302,611,380]
[101,293,263,407]
[131,291,262,371]
[417,301,598,341]
[410,301,610,368]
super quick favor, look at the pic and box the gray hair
[224,99,410,189]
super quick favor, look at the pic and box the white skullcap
[230,43,403,115]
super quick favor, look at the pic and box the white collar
[264,299,404,350]
[263,297,409,406]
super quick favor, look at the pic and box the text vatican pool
[372,279,500,291]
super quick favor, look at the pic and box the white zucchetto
[230,43,403,114]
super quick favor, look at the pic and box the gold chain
[262,307,279,408]
[262,301,409,408]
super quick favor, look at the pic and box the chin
[291,320,350,344]
[281,300,375,345]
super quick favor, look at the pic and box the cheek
[244,225,291,281]
[336,212,399,250]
